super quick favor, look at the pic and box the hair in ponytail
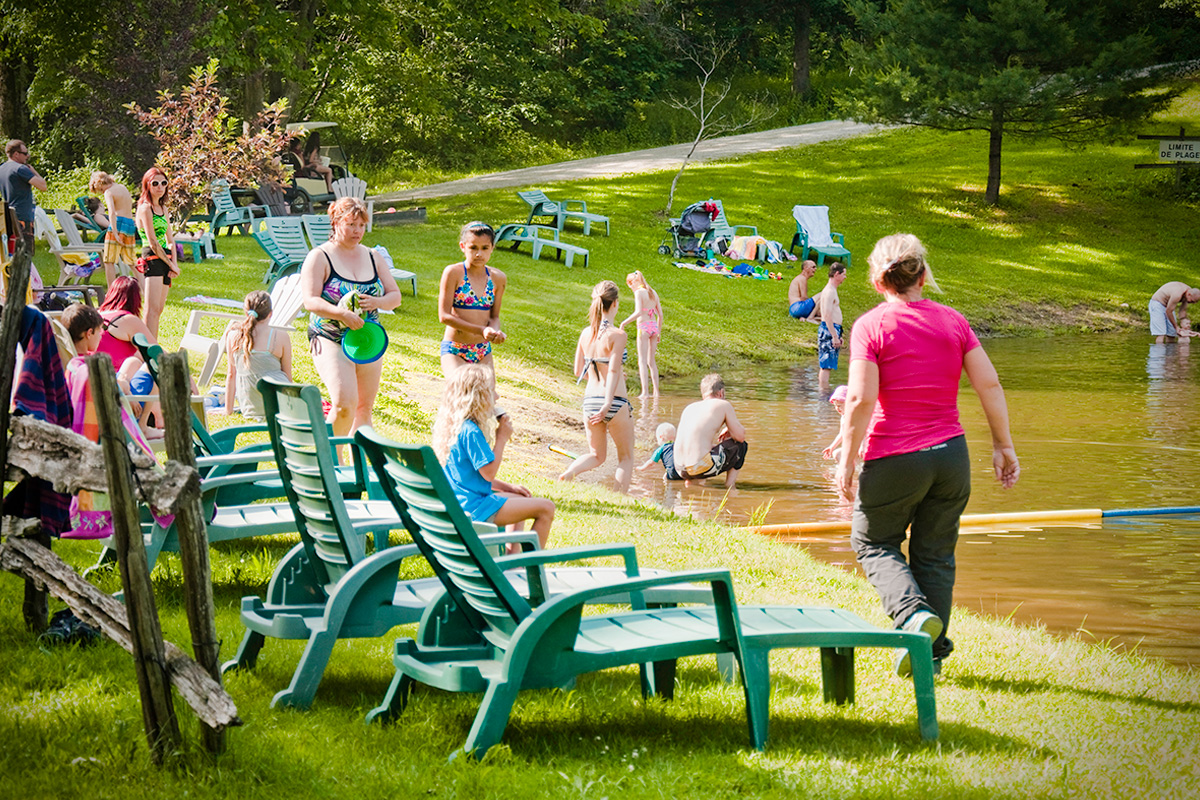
[228,290,272,362]
[588,280,620,339]
[867,233,940,294]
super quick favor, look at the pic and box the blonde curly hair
[431,364,496,461]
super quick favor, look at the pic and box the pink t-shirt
[850,299,980,461]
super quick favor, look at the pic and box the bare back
[105,184,133,220]
[675,397,734,467]
[1152,281,1190,308]
[576,324,628,398]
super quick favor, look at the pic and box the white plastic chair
[331,176,374,231]
[180,272,306,390]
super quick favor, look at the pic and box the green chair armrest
[831,232,845,245]
[563,199,588,212]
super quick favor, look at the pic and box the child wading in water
[223,290,293,419]
[620,270,662,398]
[438,221,507,380]
[433,364,555,547]
[636,422,680,480]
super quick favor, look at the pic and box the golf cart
[282,121,354,212]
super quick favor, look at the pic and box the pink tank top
[95,309,140,367]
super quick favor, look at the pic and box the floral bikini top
[452,264,494,311]
[307,250,383,342]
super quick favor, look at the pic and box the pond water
[616,333,1200,667]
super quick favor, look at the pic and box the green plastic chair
[355,428,769,759]
[518,189,610,235]
[205,179,268,243]
[356,430,940,758]
[252,226,304,285]
[300,213,332,249]
[789,205,851,267]
[225,380,715,709]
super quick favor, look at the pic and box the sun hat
[341,320,388,364]
[829,385,848,403]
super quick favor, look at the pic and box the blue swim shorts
[789,297,816,319]
[1149,299,1177,337]
[818,321,842,370]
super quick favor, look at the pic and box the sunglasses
[150,180,168,187]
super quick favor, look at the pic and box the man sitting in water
[787,260,821,322]
[671,373,748,489]
[1149,281,1200,343]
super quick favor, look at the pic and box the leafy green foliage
[842,0,1188,203]
[125,60,293,221]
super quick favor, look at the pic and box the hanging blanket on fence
[3,306,73,535]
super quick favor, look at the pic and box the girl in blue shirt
[432,364,555,547]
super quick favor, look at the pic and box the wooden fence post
[0,241,47,632]
[89,355,181,763]
[158,351,226,754]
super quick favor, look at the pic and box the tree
[126,61,293,222]
[663,36,775,215]
[843,0,1183,204]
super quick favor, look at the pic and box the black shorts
[141,250,173,286]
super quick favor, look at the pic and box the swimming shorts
[789,297,816,319]
[1149,299,1177,337]
[103,215,137,268]
[441,339,492,363]
[140,251,173,286]
[677,438,748,480]
[581,395,630,423]
[818,321,842,370]
[657,442,682,480]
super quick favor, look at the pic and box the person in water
[672,373,748,489]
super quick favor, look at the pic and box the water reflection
[614,333,1200,666]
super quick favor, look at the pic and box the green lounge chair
[790,205,851,268]
[301,213,332,248]
[356,430,940,758]
[224,380,716,709]
[517,189,610,236]
[495,223,589,267]
[203,179,269,246]
[252,227,304,285]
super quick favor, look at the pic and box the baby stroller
[658,200,717,259]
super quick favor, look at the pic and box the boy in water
[637,422,681,480]
[89,171,136,287]
[817,262,847,391]
[787,260,821,322]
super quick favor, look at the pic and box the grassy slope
[6,120,1200,798]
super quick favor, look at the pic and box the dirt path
[373,120,883,202]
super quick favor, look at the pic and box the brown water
[617,333,1200,667]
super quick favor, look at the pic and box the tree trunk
[792,1,812,97]
[986,108,1004,205]
[0,43,33,139]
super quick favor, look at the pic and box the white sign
[1159,140,1200,161]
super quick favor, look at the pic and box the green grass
[7,118,1200,798]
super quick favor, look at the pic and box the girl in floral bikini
[437,221,507,378]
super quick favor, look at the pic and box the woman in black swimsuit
[557,280,635,492]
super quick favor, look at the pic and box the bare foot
[557,471,574,482]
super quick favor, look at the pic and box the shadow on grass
[948,671,1200,714]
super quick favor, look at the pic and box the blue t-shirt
[444,419,506,522]
[0,160,36,221]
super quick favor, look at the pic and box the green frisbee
[342,320,388,364]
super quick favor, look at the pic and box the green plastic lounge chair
[790,205,851,268]
[495,223,589,267]
[354,430,773,759]
[73,197,108,242]
[224,381,715,709]
[301,213,332,249]
[517,189,610,236]
[252,226,304,285]
[204,179,269,245]
[356,431,939,757]
[266,216,311,269]
[129,333,371,507]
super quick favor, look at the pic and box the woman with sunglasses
[134,168,179,338]
[437,221,507,378]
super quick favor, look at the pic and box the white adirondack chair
[180,272,306,390]
[331,176,374,231]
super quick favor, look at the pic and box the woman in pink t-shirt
[835,233,1020,677]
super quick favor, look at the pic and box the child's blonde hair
[626,270,659,304]
[655,422,675,442]
[227,291,272,362]
[431,364,496,461]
